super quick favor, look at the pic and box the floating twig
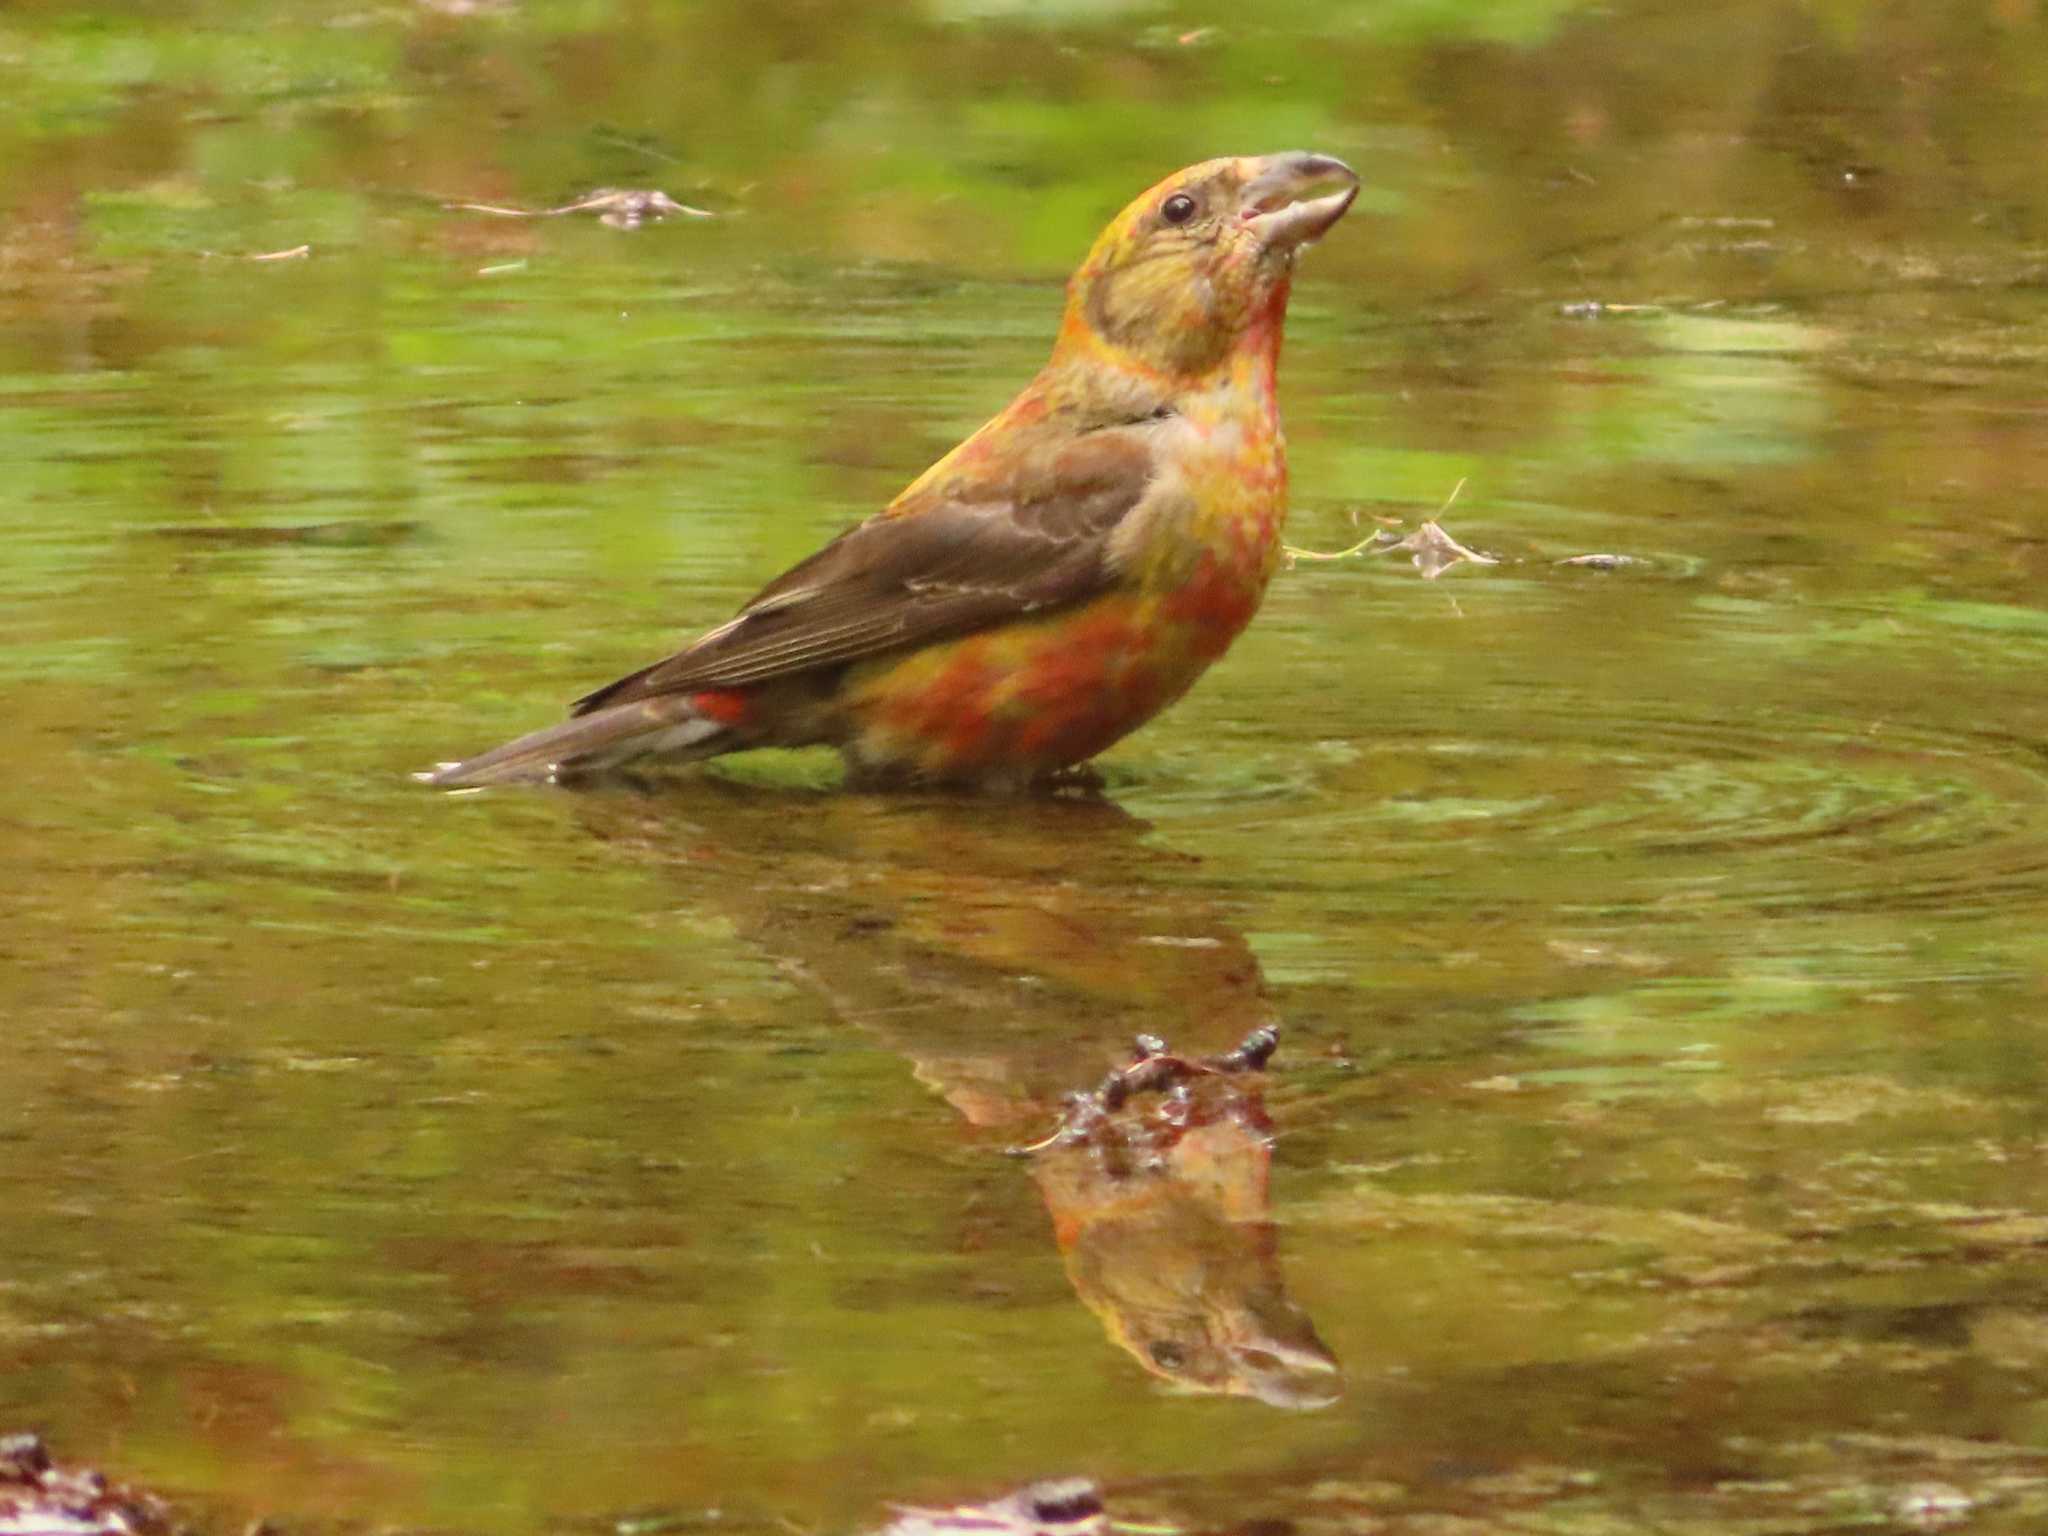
[1286,478,1498,579]
[445,188,716,229]
[1007,1026,1278,1157]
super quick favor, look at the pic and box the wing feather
[572,419,1164,715]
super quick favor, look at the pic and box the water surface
[4,1,2048,1532]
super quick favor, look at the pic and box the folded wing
[573,421,1163,715]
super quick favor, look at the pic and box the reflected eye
[1160,193,1198,225]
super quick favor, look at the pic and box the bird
[421,152,1358,793]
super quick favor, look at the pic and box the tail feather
[419,694,732,789]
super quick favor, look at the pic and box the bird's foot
[1035,762,1109,797]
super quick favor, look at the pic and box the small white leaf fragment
[1393,518,1500,580]
[446,188,716,229]
[1286,478,1496,579]
[1286,480,1648,581]
[1894,1483,1974,1529]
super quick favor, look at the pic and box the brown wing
[571,424,1161,715]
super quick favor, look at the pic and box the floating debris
[1894,1483,1974,1530]
[1559,293,1742,320]
[1558,299,1665,320]
[1388,517,1500,580]
[1010,1024,1280,1156]
[1288,484,1651,579]
[196,243,311,263]
[1285,479,1497,580]
[446,188,715,229]
[1,1433,175,1536]
[1554,552,1646,570]
[611,1481,1119,1536]
[1137,22,1219,48]
[1544,937,1668,971]
[881,1480,1110,1536]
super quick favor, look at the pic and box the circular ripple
[1142,693,2048,930]
[1510,707,2048,917]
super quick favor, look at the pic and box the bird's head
[1056,152,1358,383]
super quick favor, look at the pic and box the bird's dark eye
[1160,193,1198,226]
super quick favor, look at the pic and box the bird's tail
[417,692,738,789]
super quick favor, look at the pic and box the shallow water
[5,1,2048,1532]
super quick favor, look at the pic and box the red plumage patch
[690,689,752,726]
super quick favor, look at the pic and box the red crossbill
[423,152,1358,792]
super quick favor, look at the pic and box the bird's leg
[1036,762,1109,797]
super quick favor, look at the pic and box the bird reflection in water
[1016,1027,1339,1410]
[567,783,1339,1409]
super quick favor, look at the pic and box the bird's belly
[837,553,1268,789]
